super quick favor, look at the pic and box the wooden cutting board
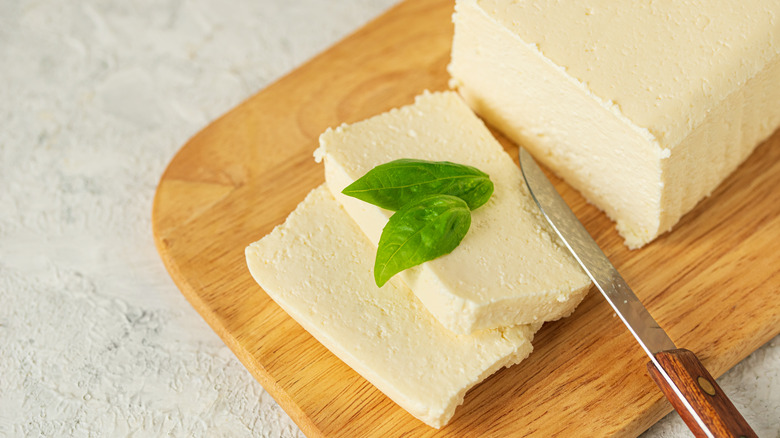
[152,0,780,436]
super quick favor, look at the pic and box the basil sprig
[341,159,494,211]
[374,195,471,287]
[343,158,493,287]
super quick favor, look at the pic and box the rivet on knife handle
[647,349,756,438]
[518,147,756,438]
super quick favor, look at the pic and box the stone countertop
[0,0,777,436]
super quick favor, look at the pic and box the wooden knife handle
[646,349,756,438]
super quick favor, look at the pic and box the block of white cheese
[246,185,539,428]
[316,91,590,334]
[449,0,780,248]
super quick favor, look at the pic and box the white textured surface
[0,0,776,436]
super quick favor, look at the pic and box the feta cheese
[246,186,539,428]
[317,91,590,334]
[449,0,780,248]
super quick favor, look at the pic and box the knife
[518,148,756,438]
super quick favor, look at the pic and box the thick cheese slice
[245,186,539,428]
[449,0,780,248]
[316,91,590,334]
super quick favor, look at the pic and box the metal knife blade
[518,148,676,357]
[517,147,758,438]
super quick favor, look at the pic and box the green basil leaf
[374,194,471,287]
[342,158,494,211]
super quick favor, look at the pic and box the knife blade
[518,147,756,438]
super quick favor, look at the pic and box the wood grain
[151,0,780,436]
[647,349,757,438]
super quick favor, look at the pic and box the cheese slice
[316,91,590,335]
[246,185,539,428]
[449,0,780,248]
